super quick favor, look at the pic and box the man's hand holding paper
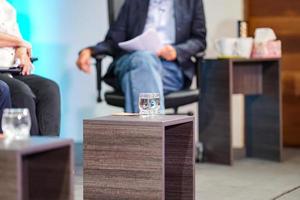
[157,45,177,61]
[118,29,163,53]
[118,29,177,61]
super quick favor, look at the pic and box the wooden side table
[199,58,282,165]
[0,137,74,200]
[84,115,194,200]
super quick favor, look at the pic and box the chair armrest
[30,57,38,63]
[94,54,106,60]
[91,41,114,58]
[0,67,22,75]
[94,57,104,102]
[195,51,205,90]
[89,43,112,102]
[0,57,39,75]
[195,51,205,59]
[90,41,115,102]
[191,51,205,63]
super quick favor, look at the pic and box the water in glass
[139,93,160,115]
[1,108,31,140]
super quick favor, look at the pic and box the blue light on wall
[7,0,70,139]
[7,0,31,41]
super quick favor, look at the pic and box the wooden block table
[0,137,74,200]
[199,58,282,165]
[84,115,194,200]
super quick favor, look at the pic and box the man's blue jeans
[0,80,12,132]
[114,51,184,113]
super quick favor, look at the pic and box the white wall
[204,0,244,57]
[203,0,245,148]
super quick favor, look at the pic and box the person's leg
[0,80,12,133]
[0,74,39,135]
[161,60,185,94]
[14,75,60,136]
[114,51,164,113]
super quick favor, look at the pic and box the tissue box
[252,40,282,58]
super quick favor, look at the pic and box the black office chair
[93,0,204,115]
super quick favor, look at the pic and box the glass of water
[1,108,31,140]
[139,93,161,115]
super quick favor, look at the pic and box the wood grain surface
[84,115,194,200]
[245,0,300,146]
[0,151,18,199]
[199,59,232,165]
[22,146,72,200]
[0,137,73,200]
[165,122,194,200]
[244,60,282,161]
[199,59,282,165]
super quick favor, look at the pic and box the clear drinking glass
[139,93,161,115]
[1,108,31,140]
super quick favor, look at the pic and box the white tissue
[254,28,277,43]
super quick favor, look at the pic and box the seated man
[77,0,206,113]
[0,0,60,136]
[0,80,11,133]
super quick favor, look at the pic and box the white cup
[215,38,237,57]
[235,37,253,58]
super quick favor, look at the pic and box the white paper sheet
[118,29,163,53]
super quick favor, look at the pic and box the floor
[75,148,300,200]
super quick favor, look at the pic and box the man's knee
[9,85,35,110]
[10,81,35,102]
[0,81,10,98]
[39,79,60,100]
[128,51,160,70]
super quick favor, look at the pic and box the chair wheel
[97,97,102,103]
[187,111,194,116]
[195,141,204,163]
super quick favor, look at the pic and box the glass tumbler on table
[1,108,31,140]
[139,93,161,115]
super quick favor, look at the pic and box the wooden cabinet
[0,137,74,200]
[199,58,282,165]
[84,115,195,200]
[245,0,300,146]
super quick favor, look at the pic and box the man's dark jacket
[91,0,206,88]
